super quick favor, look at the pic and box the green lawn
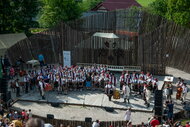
[136,0,156,7]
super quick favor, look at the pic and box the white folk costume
[123,84,131,103]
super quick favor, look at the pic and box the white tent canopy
[93,32,119,39]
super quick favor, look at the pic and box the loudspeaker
[154,90,163,106]
[85,117,92,122]
[51,102,60,107]
[155,106,163,116]
[154,90,163,116]
[47,114,54,119]
[0,77,8,93]
[104,107,114,112]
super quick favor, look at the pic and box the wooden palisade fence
[6,8,190,74]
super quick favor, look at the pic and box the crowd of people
[0,105,33,127]
[0,54,189,127]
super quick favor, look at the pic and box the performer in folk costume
[105,82,115,101]
[138,71,145,96]
[58,76,62,94]
[62,76,68,95]
[144,84,151,107]
[24,73,30,93]
[123,84,131,104]
[38,78,45,99]
[109,73,117,87]
[131,71,138,92]
[152,78,158,93]
[176,79,184,100]
[119,73,125,91]
[86,73,92,90]
[182,83,188,103]
[94,74,100,89]
[54,74,59,91]
[176,86,183,100]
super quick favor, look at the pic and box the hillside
[136,0,156,7]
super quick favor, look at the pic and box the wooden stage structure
[6,8,190,75]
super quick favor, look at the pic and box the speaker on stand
[154,90,163,122]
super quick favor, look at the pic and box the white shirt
[124,110,131,121]
[39,81,44,90]
[182,85,188,94]
[92,122,100,127]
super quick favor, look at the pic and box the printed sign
[63,51,71,67]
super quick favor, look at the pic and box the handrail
[76,63,141,72]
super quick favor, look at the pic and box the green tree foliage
[39,0,82,28]
[0,0,41,34]
[166,0,190,26]
[79,0,103,12]
[149,0,167,17]
[150,0,190,27]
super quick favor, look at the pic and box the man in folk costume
[145,72,153,81]
[119,73,125,91]
[109,73,117,87]
[38,78,45,99]
[131,71,139,92]
[24,73,30,93]
[144,84,151,107]
[99,72,105,90]
[182,83,188,103]
[105,82,115,101]
[54,74,59,91]
[125,71,132,90]
[138,71,145,96]
[94,74,100,89]
[123,84,131,104]
[62,76,68,95]
[15,79,20,97]
[152,78,158,93]
[48,72,54,84]
[58,75,62,94]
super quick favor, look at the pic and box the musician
[123,84,131,104]
[62,76,68,95]
[105,82,115,101]
[24,74,30,93]
[15,79,20,97]
[131,71,138,92]
[119,73,125,91]
[38,78,45,99]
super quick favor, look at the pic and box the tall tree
[0,0,41,34]
[150,0,190,27]
[39,0,82,28]
[166,0,190,26]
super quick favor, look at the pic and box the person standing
[92,120,100,127]
[150,116,160,127]
[182,83,188,103]
[123,84,131,104]
[15,79,20,97]
[105,82,115,101]
[124,108,131,123]
[24,74,29,93]
[144,85,151,107]
[38,54,45,67]
[119,73,125,91]
[38,78,45,99]
[167,101,174,123]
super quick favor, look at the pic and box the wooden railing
[77,63,141,72]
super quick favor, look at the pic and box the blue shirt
[38,54,44,61]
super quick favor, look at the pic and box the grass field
[136,0,156,7]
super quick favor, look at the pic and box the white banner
[63,51,71,67]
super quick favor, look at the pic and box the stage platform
[14,90,154,112]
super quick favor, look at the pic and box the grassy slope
[136,0,156,7]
